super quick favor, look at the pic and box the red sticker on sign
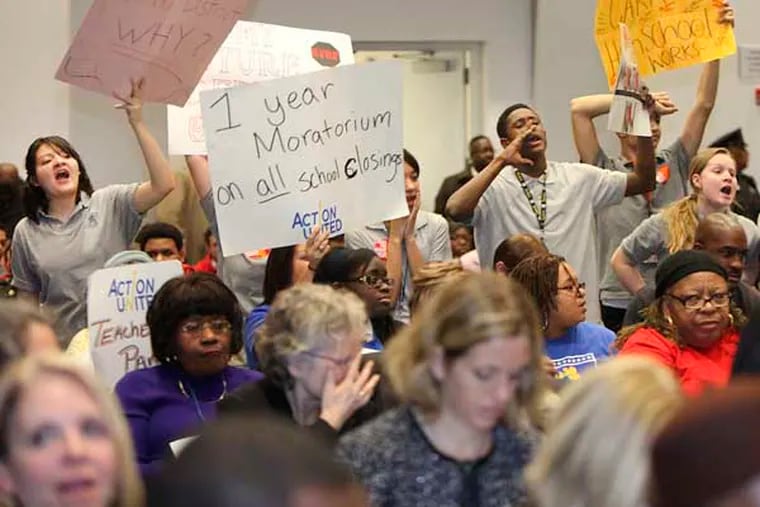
[311,42,341,67]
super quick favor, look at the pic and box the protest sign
[168,21,354,154]
[88,261,183,388]
[56,0,248,106]
[608,24,652,136]
[199,60,407,256]
[595,0,736,88]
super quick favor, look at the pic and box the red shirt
[619,327,738,396]
[192,253,216,275]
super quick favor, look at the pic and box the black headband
[655,250,728,298]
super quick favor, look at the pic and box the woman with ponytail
[611,148,759,296]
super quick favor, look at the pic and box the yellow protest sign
[595,0,736,89]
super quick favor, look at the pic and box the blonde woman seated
[219,284,381,444]
[612,147,760,296]
[526,356,683,507]
[0,355,143,507]
[336,273,545,507]
[410,259,468,314]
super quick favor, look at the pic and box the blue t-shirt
[545,322,615,382]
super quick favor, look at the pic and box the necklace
[177,374,228,422]
[514,169,547,239]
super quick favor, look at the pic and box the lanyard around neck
[514,169,547,237]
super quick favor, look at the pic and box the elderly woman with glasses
[219,283,381,444]
[510,254,615,384]
[617,250,743,396]
[115,273,263,477]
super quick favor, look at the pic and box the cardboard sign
[608,24,652,136]
[199,60,407,256]
[88,261,183,388]
[56,0,248,106]
[167,21,354,154]
[595,0,736,89]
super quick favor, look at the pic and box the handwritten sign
[608,24,652,136]
[199,60,407,256]
[56,0,248,106]
[595,0,736,88]
[167,21,354,154]
[88,261,183,388]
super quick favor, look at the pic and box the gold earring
[666,314,674,327]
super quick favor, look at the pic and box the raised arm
[115,79,175,214]
[184,154,211,198]
[624,136,656,196]
[446,128,536,221]
[570,94,612,164]
[679,3,733,157]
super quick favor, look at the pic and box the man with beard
[0,163,24,235]
[446,102,656,325]
[434,135,495,216]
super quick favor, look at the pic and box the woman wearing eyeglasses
[219,283,381,444]
[510,254,615,384]
[115,273,263,477]
[313,247,396,348]
[616,250,743,396]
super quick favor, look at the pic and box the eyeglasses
[557,282,586,295]
[300,350,354,368]
[178,318,232,336]
[666,292,730,311]
[351,274,393,287]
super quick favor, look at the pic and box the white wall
[0,0,70,174]
[534,0,760,179]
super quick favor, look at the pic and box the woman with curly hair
[617,250,744,395]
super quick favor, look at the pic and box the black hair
[496,103,532,139]
[151,415,360,507]
[147,273,243,363]
[262,246,297,305]
[492,233,547,271]
[403,149,420,177]
[135,222,184,252]
[469,135,490,151]
[23,136,94,224]
[313,247,397,343]
[203,227,214,245]
[448,221,472,237]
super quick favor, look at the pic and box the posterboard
[88,261,183,388]
[608,24,652,136]
[595,0,737,89]
[168,21,354,154]
[199,60,407,256]
[56,0,248,106]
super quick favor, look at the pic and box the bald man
[0,163,24,235]
[623,213,760,327]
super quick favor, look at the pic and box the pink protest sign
[56,0,249,106]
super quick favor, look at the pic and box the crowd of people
[2,2,760,506]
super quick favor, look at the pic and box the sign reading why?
[200,60,408,256]
[56,0,248,105]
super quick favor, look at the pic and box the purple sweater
[115,364,263,477]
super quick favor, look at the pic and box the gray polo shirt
[345,210,452,324]
[620,211,760,287]
[473,161,628,324]
[11,184,143,344]
[200,192,266,315]
[595,140,690,308]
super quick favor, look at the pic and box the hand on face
[319,354,380,431]
[497,126,538,167]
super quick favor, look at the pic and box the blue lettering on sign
[291,204,343,239]
[107,276,157,313]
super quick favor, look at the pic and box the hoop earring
[665,314,674,327]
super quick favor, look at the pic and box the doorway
[354,42,483,213]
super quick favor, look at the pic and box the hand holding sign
[651,91,679,116]
[608,24,652,137]
[113,77,146,125]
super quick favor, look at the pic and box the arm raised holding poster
[199,60,407,256]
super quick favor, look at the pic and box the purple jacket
[115,363,263,477]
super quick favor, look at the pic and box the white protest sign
[88,261,183,388]
[199,60,407,256]
[168,21,354,154]
[608,24,652,137]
